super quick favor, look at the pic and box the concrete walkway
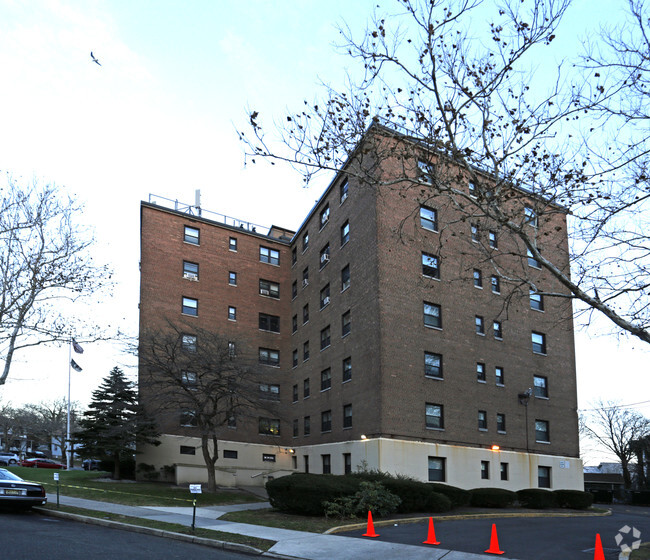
[45,493,522,560]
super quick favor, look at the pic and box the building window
[320,244,330,268]
[530,290,544,311]
[481,460,490,480]
[527,248,541,268]
[420,206,438,231]
[228,306,236,321]
[320,284,331,309]
[292,384,298,402]
[425,403,444,430]
[303,378,310,398]
[340,179,349,203]
[181,334,197,353]
[291,247,297,265]
[321,410,332,432]
[495,366,504,386]
[532,332,546,354]
[538,466,551,488]
[320,204,330,229]
[259,313,280,333]
[343,404,352,428]
[302,232,309,252]
[229,271,237,286]
[535,420,550,443]
[343,453,352,474]
[183,261,199,280]
[475,315,485,335]
[229,237,237,251]
[292,349,298,368]
[180,410,197,427]
[525,206,538,227]
[227,415,236,429]
[302,267,309,287]
[223,450,237,459]
[292,281,298,299]
[476,362,486,382]
[182,297,198,316]
[422,252,440,279]
[184,226,200,245]
[259,279,280,299]
[424,302,442,329]
[478,410,487,430]
[181,371,197,388]
[493,320,503,339]
[304,416,311,436]
[342,357,352,382]
[292,315,298,333]
[304,455,309,473]
[497,413,506,433]
[491,275,500,294]
[322,454,331,474]
[341,221,350,246]
[418,159,433,183]
[469,180,476,196]
[259,383,280,400]
[500,462,509,481]
[428,457,446,482]
[320,326,331,350]
[534,375,548,398]
[473,269,483,288]
[228,341,236,358]
[259,348,280,366]
[260,246,280,265]
[303,304,309,324]
[180,445,196,455]
[342,310,351,337]
[425,352,443,379]
[341,264,351,291]
[293,419,299,437]
[258,418,280,436]
[471,224,479,242]
[489,231,498,249]
[303,341,310,361]
[320,368,331,391]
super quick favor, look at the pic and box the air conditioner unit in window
[302,279,309,287]
[260,288,270,296]
[323,296,330,305]
[321,254,330,263]
[183,273,198,281]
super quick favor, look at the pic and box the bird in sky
[90,52,101,66]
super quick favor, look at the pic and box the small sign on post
[54,473,60,508]
[189,484,202,531]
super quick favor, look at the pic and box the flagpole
[67,338,71,471]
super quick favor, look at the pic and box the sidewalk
[44,493,521,559]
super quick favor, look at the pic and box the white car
[0,452,20,466]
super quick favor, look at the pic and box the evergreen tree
[76,367,159,479]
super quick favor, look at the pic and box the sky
[0,0,648,464]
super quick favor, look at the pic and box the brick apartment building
[138,123,583,491]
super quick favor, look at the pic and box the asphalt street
[0,509,255,560]
[340,505,650,559]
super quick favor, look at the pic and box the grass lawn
[220,508,354,533]
[8,467,262,507]
[631,543,650,559]
[40,503,275,551]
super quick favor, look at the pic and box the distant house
[584,463,625,498]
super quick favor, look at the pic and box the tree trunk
[201,434,219,492]
[113,452,121,480]
[622,459,633,489]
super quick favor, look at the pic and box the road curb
[324,508,612,534]
[34,507,299,559]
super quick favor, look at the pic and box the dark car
[19,458,66,469]
[0,468,47,509]
[82,459,102,471]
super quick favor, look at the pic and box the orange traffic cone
[423,517,440,545]
[484,523,505,555]
[363,510,379,537]
[593,534,605,560]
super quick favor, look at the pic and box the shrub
[553,489,594,509]
[266,473,360,516]
[136,463,160,481]
[588,489,613,504]
[324,481,401,519]
[381,478,451,513]
[428,483,471,507]
[516,488,556,509]
[470,488,517,508]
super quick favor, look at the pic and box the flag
[70,359,83,372]
[72,338,84,354]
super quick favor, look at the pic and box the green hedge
[428,483,471,507]
[553,489,594,509]
[381,478,452,513]
[470,487,517,508]
[516,488,556,509]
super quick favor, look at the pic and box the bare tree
[0,178,112,386]
[23,399,80,459]
[581,400,650,488]
[239,0,650,345]
[139,323,278,492]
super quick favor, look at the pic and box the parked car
[82,459,102,471]
[0,468,47,509]
[19,458,66,469]
[0,452,20,466]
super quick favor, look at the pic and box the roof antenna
[195,189,201,216]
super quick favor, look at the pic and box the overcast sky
[0,0,648,464]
